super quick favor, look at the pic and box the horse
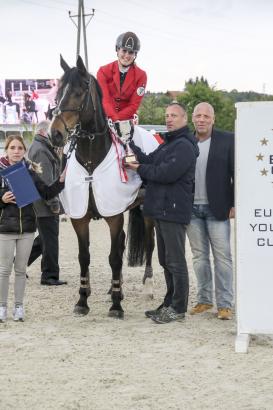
[50,55,155,318]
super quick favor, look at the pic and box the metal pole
[76,0,82,61]
[82,0,89,71]
[68,0,94,66]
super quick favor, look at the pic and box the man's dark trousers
[155,220,189,314]
[28,216,59,280]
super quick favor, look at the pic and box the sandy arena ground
[1,217,273,410]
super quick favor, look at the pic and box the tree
[138,94,171,124]
[138,78,273,130]
[223,89,273,103]
[177,77,236,131]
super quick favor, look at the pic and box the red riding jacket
[97,60,147,122]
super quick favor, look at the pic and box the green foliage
[138,77,273,132]
[222,89,273,103]
[177,77,236,131]
[21,122,36,143]
[138,93,172,124]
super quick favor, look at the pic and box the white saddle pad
[60,126,159,218]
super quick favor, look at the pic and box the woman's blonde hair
[5,134,27,151]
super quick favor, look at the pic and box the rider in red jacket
[97,32,147,122]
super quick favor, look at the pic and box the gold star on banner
[256,153,264,161]
[260,168,268,176]
[260,138,269,145]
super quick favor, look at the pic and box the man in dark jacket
[187,102,234,320]
[27,121,67,286]
[127,103,199,323]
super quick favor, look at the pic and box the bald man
[187,102,234,320]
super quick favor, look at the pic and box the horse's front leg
[71,217,91,315]
[105,214,125,319]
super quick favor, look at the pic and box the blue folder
[0,161,41,208]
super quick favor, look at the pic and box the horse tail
[126,205,146,266]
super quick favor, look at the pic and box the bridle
[52,73,108,159]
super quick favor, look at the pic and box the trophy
[114,120,138,164]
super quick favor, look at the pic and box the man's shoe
[13,305,25,322]
[217,308,232,320]
[41,278,68,286]
[151,306,185,324]
[0,306,7,323]
[145,303,166,318]
[190,303,213,315]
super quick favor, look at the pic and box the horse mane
[93,77,106,121]
[94,77,103,103]
[57,67,106,121]
[57,67,82,101]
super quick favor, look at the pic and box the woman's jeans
[0,233,34,306]
[187,204,233,309]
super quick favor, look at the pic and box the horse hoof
[73,305,90,316]
[105,294,112,303]
[108,309,124,319]
[142,267,153,285]
[144,293,154,301]
[143,277,154,300]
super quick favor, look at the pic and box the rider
[97,31,147,122]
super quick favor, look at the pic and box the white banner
[236,102,273,352]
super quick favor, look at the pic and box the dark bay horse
[50,55,155,318]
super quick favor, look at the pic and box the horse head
[50,55,110,172]
[51,56,105,146]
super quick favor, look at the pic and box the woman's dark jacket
[130,126,199,224]
[0,159,64,234]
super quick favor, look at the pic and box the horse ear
[77,55,87,74]
[60,54,70,72]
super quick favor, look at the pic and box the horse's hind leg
[105,215,125,319]
[143,217,155,299]
[71,217,91,316]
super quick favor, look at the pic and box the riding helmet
[115,32,141,53]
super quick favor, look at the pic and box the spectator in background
[45,80,58,120]
[20,108,32,124]
[0,83,4,99]
[31,88,39,100]
[187,102,234,320]
[4,91,20,124]
[25,93,38,123]
[27,121,67,286]
[0,97,5,124]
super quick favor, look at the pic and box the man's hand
[50,203,60,214]
[229,207,235,219]
[59,166,67,183]
[125,162,140,171]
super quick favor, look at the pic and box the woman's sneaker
[0,306,7,323]
[13,305,25,322]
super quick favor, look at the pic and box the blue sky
[1,0,273,93]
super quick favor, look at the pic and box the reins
[65,122,108,160]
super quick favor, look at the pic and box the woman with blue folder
[0,135,65,322]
